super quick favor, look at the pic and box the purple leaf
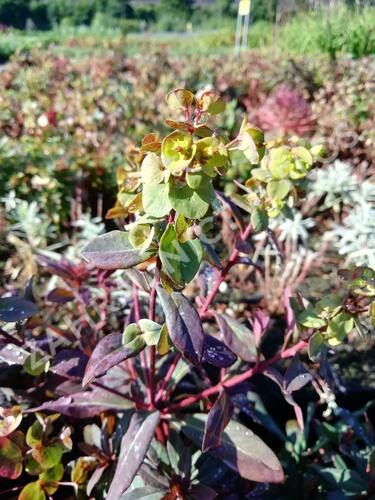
[189,484,218,500]
[87,465,107,496]
[47,287,75,304]
[284,356,312,393]
[157,286,204,365]
[251,309,270,347]
[283,288,295,333]
[177,415,284,483]
[82,333,144,386]
[203,335,237,368]
[202,390,234,452]
[29,389,133,418]
[0,297,37,322]
[51,349,88,379]
[107,411,160,499]
[213,313,257,362]
[81,230,155,270]
[37,255,78,280]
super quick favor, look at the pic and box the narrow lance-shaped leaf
[107,411,160,500]
[202,390,234,452]
[82,333,145,386]
[251,309,270,347]
[157,286,204,365]
[214,313,257,362]
[81,231,155,270]
[29,389,133,418]
[0,297,37,322]
[175,414,284,483]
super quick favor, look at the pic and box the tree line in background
[0,0,369,31]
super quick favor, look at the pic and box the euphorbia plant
[2,88,373,499]
[80,88,339,497]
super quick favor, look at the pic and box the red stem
[153,222,254,405]
[155,353,181,402]
[133,283,151,400]
[199,223,253,315]
[165,340,307,413]
[148,277,159,407]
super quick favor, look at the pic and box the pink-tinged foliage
[252,85,315,136]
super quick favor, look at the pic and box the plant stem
[199,222,253,315]
[133,283,151,399]
[149,280,158,407]
[155,353,181,402]
[153,222,254,405]
[165,340,307,413]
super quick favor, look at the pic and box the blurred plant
[252,85,315,137]
[3,193,57,249]
[332,202,375,268]
[269,210,315,248]
[309,160,375,212]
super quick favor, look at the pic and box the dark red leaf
[82,333,143,386]
[47,287,75,304]
[107,411,160,499]
[157,286,204,365]
[213,313,257,362]
[51,349,88,379]
[0,297,37,322]
[81,230,155,270]
[203,335,237,368]
[177,415,284,483]
[29,389,133,418]
[202,390,234,452]
[251,309,270,347]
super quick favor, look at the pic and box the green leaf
[138,319,163,346]
[128,224,152,249]
[251,206,269,233]
[297,308,326,329]
[122,323,141,345]
[142,183,172,218]
[186,171,206,189]
[81,231,155,270]
[26,421,43,447]
[0,435,23,479]
[141,153,164,185]
[326,312,354,346]
[267,179,291,201]
[159,225,203,286]
[33,443,64,469]
[39,463,64,494]
[24,352,49,376]
[175,415,284,483]
[308,331,327,362]
[268,146,292,179]
[168,182,209,220]
[19,482,46,500]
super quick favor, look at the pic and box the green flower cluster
[106,88,321,289]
